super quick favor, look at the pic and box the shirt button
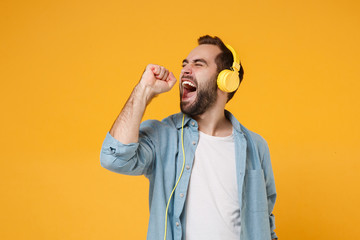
[191,121,195,126]
[180,193,184,198]
[176,222,180,227]
[192,141,196,145]
[186,165,190,170]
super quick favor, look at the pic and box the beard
[180,75,218,117]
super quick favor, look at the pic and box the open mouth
[182,80,197,101]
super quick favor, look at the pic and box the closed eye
[193,59,207,66]
[181,58,207,68]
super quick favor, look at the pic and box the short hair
[198,35,244,102]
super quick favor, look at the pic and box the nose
[181,64,192,75]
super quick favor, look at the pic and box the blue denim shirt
[100,111,277,240]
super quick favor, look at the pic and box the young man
[100,35,277,240]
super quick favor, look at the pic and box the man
[100,35,277,240]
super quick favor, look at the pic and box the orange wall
[1,0,359,239]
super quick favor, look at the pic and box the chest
[191,133,237,195]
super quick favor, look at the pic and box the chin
[180,101,205,117]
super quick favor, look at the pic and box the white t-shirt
[185,131,241,240]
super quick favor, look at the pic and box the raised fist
[139,64,177,96]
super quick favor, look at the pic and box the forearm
[109,64,177,144]
[109,83,153,144]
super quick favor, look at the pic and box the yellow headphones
[217,44,241,93]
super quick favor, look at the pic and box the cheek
[194,68,219,87]
[194,72,211,83]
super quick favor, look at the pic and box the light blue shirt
[100,111,277,240]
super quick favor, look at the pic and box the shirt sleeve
[100,129,156,176]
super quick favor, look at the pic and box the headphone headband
[225,44,240,72]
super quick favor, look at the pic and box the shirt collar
[174,113,193,129]
[224,110,243,135]
[174,110,244,135]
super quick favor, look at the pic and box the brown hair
[198,35,244,102]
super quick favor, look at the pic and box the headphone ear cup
[217,69,240,93]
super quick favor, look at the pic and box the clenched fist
[138,64,177,97]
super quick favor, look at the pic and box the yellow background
[1,0,359,239]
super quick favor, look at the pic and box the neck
[193,104,232,137]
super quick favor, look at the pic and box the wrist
[134,83,155,105]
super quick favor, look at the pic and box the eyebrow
[182,58,208,66]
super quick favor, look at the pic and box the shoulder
[246,128,268,147]
[240,126,272,168]
[226,110,269,149]
[227,109,269,157]
[140,112,182,129]
[161,112,184,128]
[139,113,181,138]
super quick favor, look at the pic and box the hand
[138,64,177,97]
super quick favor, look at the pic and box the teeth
[182,81,196,88]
